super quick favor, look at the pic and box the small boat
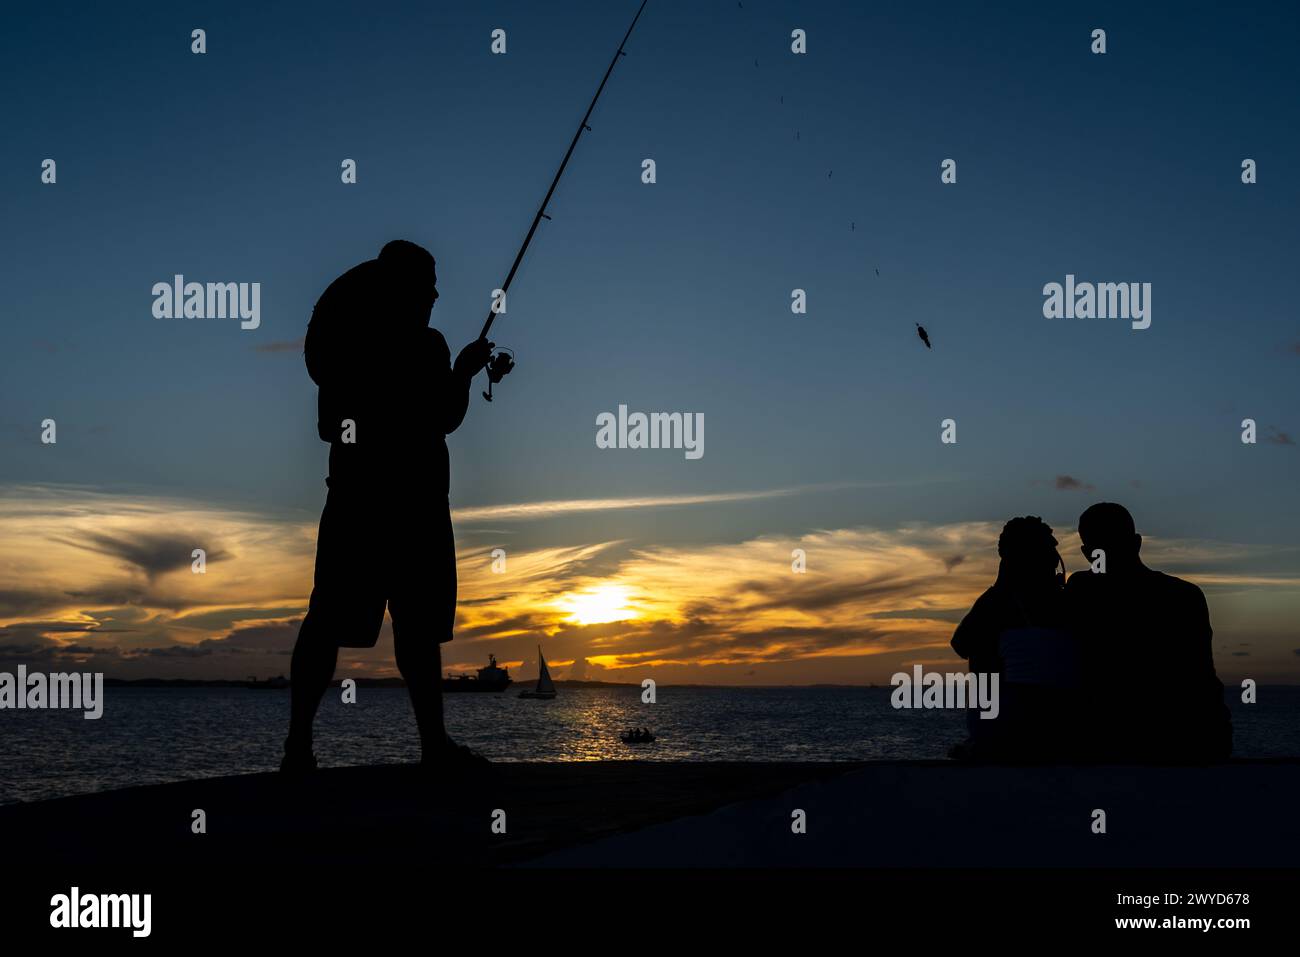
[621,729,655,744]
[518,646,557,699]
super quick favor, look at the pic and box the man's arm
[442,367,473,435]
[435,331,493,435]
[1189,584,1219,679]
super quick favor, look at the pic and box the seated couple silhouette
[950,503,1232,764]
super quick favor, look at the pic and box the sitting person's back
[951,517,1083,762]
[1066,503,1231,764]
[999,624,1080,688]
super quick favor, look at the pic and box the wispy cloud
[452,482,878,523]
[2,484,1297,683]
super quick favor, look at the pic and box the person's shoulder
[1149,569,1207,604]
[425,327,451,360]
[1147,567,1198,589]
[307,261,382,384]
[1065,569,1098,591]
[960,587,1004,624]
[329,258,379,293]
[313,259,380,314]
[952,588,1001,654]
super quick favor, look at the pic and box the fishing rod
[477,0,649,401]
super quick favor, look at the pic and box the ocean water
[2,685,1298,805]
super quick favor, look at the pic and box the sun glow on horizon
[553,584,640,626]
[2,486,1295,683]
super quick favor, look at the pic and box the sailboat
[518,645,558,699]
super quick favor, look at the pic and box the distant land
[98,677,895,690]
[102,677,644,689]
[96,678,1296,690]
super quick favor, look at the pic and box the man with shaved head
[283,239,497,772]
[1067,503,1231,763]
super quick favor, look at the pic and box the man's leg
[284,494,344,768]
[390,505,484,764]
[283,490,383,769]
[285,614,339,762]
[393,631,446,755]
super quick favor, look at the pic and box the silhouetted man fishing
[282,240,498,772]
[278,2,647,772]
[1066,502,1231,763]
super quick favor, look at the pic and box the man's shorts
[304,486,457,648]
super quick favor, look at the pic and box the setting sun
[554,584,639,626]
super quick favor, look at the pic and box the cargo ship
[442,654,512,692]
[245,675,290,690]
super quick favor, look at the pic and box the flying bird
[916,323,932,349]
[828,170,833,178]
[851,222,855,231]
[875,267,880,277]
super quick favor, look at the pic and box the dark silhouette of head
[995,516,1061,591]
[1078,502,1142,571]
[378,239,438,324]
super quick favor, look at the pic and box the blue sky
[2,1,1297,682]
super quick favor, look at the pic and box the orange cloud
[3,485,1298,684]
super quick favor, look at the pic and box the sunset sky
[2,2,1298,684]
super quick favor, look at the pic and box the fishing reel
[481,347,516,402]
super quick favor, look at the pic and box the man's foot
[280,740,318,774]
[421,736,489,770]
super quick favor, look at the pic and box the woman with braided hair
[950,517,1083,762]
